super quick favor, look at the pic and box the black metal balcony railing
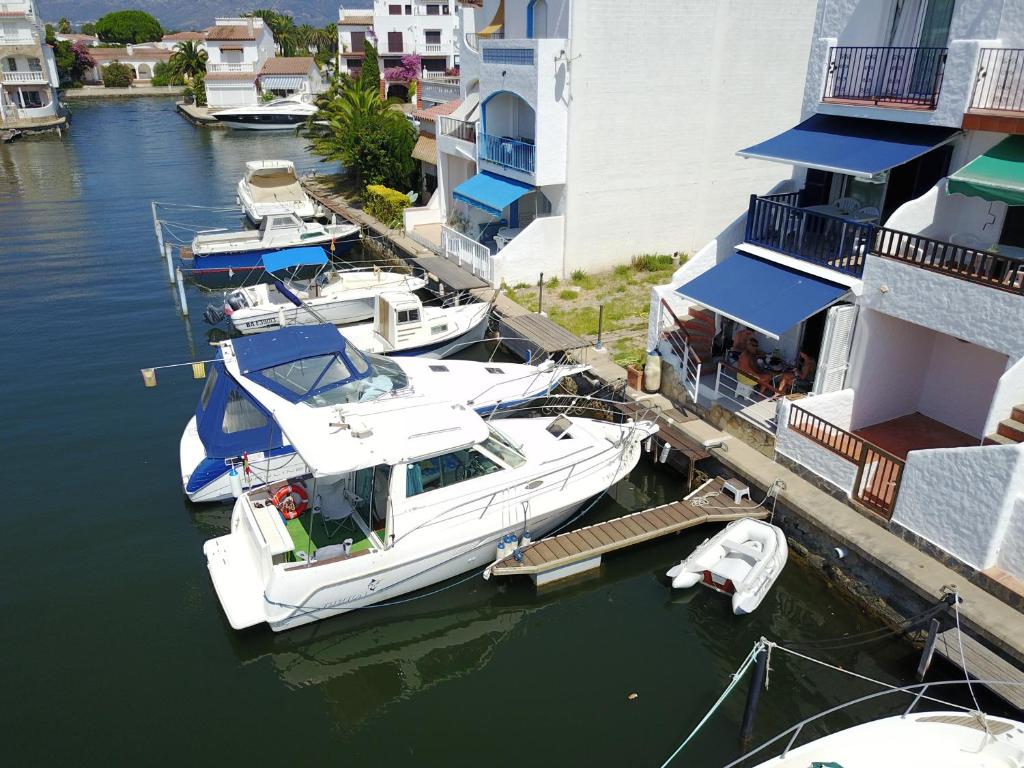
[438,115,477,143]
[823,46,948,109]
[479,132,535,174]
[745,195,870,278]
[970,48,1024,113]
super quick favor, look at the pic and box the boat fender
[277,306,288,328]
[272,483,308,520]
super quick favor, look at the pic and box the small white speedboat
[667,517,787,614]
[212,95,318,130]
[237,160,319,224]
[342,292,491,359]
[222,269,429,334]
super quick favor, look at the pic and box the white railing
[208,62,257,73]
[1,70,45,84]
[420,79,460,103]
[0,30,36,44]
[421,70,452,80]
[711,362,779,433]
[441,224,493,283]
[423,43,443,53]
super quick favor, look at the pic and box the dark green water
[0,98,984,765]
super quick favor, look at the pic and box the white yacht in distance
[221,268,429,334]
[203,393,656,631]
[212,95,318,130]
[237,160,319,224]
[180,324,587,503]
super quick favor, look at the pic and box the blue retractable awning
[676,253,849,339]
[737,114,959,178]
[261,246,329,273]
[453,172,533,218]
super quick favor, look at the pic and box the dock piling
[739,644,768,751]
[175,268,189,316]
[538,272,544,314]
[916,618,941,681]
[164,243,175,284]
[151,201,164,257]
[596,305,605,350]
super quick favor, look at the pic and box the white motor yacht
[237,160,319,224]
[212,95,318,131]
[180,324,587,503]
[203,391,656,631]
[221,268,429,334]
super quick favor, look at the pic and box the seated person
[736,338,795,396]
[730,325,755,361]
[792,351,817,393]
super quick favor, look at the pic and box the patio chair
[735,372,758,400]
[856,205,881,222]
[833,196,861,214]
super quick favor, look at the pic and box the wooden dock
[934,627,1024,711]
[613,399,710,487]
[498,312,590,362]
[490,477,767,586]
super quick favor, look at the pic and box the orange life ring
[272,483,308,520]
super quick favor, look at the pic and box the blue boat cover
[232,324,348,373]
[273,279,304,307]
[675,253,849,339]
[261,246,329,273]
[195,361,282,461]
[453,172,533,218]
[737,114,959,177]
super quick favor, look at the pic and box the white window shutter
[813,304,858,394]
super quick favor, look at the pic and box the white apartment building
[403,0,818,288]
[649,0,1024,590]
[0,0,61,128]
[204,17,277,108]
[336,1,459,78]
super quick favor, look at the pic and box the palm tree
[247,10,298,57]
[296,24,318,53]
[169,40,207,81]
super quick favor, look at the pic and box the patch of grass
[513,282,530,290]
[631,253,676,272]
[558,289,579,300]
[548,305,600,337]
[613,263,632,278]
[546,276,559,288]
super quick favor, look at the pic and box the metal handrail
[823,45,947,108]
[970,47,1024,113]
[724,679,1024,767]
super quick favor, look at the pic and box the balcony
[420,77,459,104]
[0,2,32,17]
[479,133,535,174]
[208,62,257,73]
[1,69,46,84]
[968,48,1024,115]
[438,115,476,143]
[823,46,947,109]
[423,42,443,54]
[745,194,871,278]
[464,30,503,53]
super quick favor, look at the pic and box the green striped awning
[947,136,1024,206]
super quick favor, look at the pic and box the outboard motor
[225,292,248,314]
[203,304,225,325]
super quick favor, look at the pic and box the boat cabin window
[348,347,371,375]
[222,389,268,433]
[397,308,421,324]
[405,448,503,497]
[261,354,353,397]
[268,216,297,230]
[351,464,390,541]
[481,428,527,467]
[200,366,219,410]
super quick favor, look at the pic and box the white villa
[84,45,173,83]
[401,0,819,287]
[337,1,460,79]
[649,0,1024,592]
[0,0,61,128]
[203,17,277,108]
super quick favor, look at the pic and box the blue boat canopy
[675,253,849,339]
[233,324,350,373]
[453,172,533,218]
[195,361,282,463]
[737,114,959,178]
[261,246,329,274]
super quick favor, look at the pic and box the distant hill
[37,0,372,31]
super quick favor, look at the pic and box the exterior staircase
[985,403,1024,445]
[663,306,716,362]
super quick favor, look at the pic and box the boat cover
[261,246,329,273]
[737,114,959,178]
[195,362,282,459]
[232,324,350,373]
[453,172,533,218]
[675,253,849,339]
[947,135,1024,206]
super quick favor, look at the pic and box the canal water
[0,98,991,765]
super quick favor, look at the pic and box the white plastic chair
[833,197,861,214]
[857,205,881,222]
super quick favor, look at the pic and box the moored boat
[237,160,319,224]
[219,268,429,334]
[667,517,787,614]
[202,394,657,631]
[180,324,587,503]
[211,95,318,131]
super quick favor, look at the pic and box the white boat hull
[667,518,787,614]
[231,296,377,334]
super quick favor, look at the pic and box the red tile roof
[89,48,173,62]
[338,15,373,25]
[206,25,257,41]
[204,71,258,81]
[412,98,462,121]
[163,31,206,41]
[260,57,315,75]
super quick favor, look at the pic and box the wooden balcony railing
[438,115,477,143]
[970,48,1024,114]
[872,228,1024,295]
[745,195,869,278]
[479,132,535,174]
[787,404,904,518]
[823,45,947,109]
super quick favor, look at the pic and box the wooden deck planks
[490,477,769,578]
[934,629,1024,711]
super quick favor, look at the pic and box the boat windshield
[481,427,526,468]
[301,352,409,407]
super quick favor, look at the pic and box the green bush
[613,263,632,278]
[631,253,676,272]
[151,61,184,86]
[95,10,163,44]
[364,185,411,228]
[187,73,206,106]
[102,61,134,88]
